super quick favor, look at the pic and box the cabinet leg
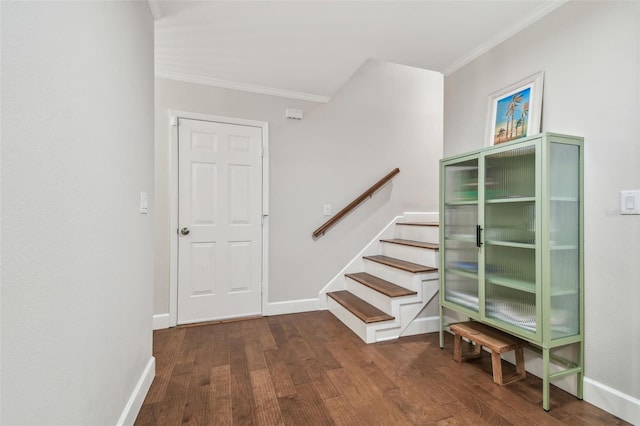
[439,305,444,349]
[543,348,550,411]
[577,340,584,400]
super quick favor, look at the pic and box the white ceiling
[150,0,566,102]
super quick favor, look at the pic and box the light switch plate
[620,190,640,214]
[140,191,148,214]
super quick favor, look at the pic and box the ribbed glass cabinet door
[483,144,538,335]
[442,158,480,313]
[548,142,581,340]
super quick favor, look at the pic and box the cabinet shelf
[486,196,535,204]
[551,196,579,202]
[551,288,579,297]
[485,275,536,293]
[445,200,478,206]
[550,244,578,250]
[485,240,535,249]
[444,235,476,244]
[445,267,478,280]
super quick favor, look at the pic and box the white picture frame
[486,71,544,146]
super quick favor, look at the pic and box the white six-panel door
[177,118,263,324]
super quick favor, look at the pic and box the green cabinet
[439,133,583,410]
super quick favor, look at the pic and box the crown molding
[442,0,568,76]
[155,70,331,104]
[146,0,162,21]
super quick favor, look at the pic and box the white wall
[1,2,155,424]
[444,1,640,423]
[155,59,443,314]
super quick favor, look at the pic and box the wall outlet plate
[620,190,640,215]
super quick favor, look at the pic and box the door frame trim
[168,110,269,327]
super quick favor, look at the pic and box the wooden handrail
[312,168,400,238]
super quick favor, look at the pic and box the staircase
[323,215,440,343]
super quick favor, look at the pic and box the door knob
[180,227,190,236]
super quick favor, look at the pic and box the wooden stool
[450,321,527,385]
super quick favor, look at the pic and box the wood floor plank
[181,327,214,426]
[250,369,284,426]
[228,335,257,425]
[136,312,630,426]
[160,361,193,426]
[277,382,334,425]
[255,317,279,352]
[211,323,230,367]
[143,328,186,404]
[242,326,267,372]
[210,364,233,425]
[262,350,297,398]
[323,395,361,426]
[301,356,340,400]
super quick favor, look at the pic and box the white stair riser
[364,259,438,289]
[395,225,439,242]
[362,260,418,289]
[380,243,439,268]
[402,212,439,223]
[328,297,394,344]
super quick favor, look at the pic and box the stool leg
[515,347,526,380]
[491,351,503,385]
[453,334,462,362]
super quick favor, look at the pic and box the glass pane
[444,208,479,311]
[550,143,580,339]
[444,274,479,312]
[485,145,535,200]
[485,245,536,333]
[445,159,478,202]
[486,284,537,333]
[443,159,479,312]
[485,201,535,244]
[445,205,477,241]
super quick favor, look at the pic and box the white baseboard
[263,298,320,316]
[584,377,640,425]
[400,315,440,337]
[117,356,156,426]
[154,299,320,327]
[153,313,170,330]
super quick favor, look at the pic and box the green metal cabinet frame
[438,133,584,411]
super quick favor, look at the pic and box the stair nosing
[328,290,394,324]
[363,255,437,273]
[345,272,417,298]
[380,238,439,251]
[396,222,439,227]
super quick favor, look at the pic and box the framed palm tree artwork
[486,71,544,146]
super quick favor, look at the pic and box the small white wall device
[285,108,303,120]
[620,190,640,214]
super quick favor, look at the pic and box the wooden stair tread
[328,290,394,323]
[380,238,439,250]
[364,255,437,273]
[396,222,439,227]
[346,272,417,298]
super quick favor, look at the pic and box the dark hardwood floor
[135,311,628,425]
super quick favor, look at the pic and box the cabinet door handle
[476,225,483,247]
